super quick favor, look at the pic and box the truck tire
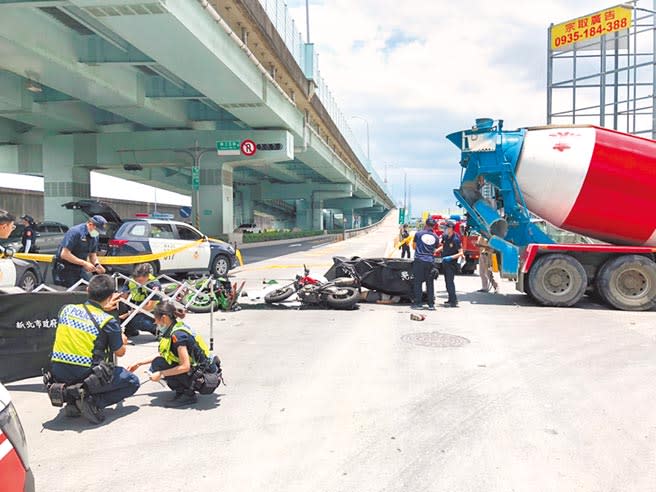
[596,255,656,311]
[325,286,360,309]
[527,254,587,307]
[264,286,296,304]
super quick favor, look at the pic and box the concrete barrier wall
[0,188,183,225]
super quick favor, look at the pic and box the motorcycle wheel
[183,291,218,313]
[325,286,360,309]
[264,286,296,304]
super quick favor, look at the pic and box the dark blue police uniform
[20,224,37,253]
[441,232,462,306]
[54,223,99,287]
[51,300,139,409]
[150,328,217,393]
[412,229,440,307]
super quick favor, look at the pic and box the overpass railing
[256,0,391,199]
[343,211,391,240]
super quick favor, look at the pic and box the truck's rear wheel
[596,255,656,311]
[527,254,587,307]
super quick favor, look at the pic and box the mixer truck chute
[448,118,656,311]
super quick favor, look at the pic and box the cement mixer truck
[448,118,656,311]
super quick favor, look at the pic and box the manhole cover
[401,331,470,348]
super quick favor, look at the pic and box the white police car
[0,255,41,292]
[63,200,237,277]
[0,383,35,492]
[108,219,237,276]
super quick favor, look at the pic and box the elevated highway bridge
[0,0,393,235]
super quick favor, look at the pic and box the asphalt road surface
[239,234,338,264]
[8,213,656,492]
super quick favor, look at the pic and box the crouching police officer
[119,263,160,338]
[128,301,222,406]
[46,274,140,424]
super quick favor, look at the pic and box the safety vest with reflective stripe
[158,322,210,366]
[51,303,114,367]
[128,274,157,303]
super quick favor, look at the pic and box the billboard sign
[551,5,632,51]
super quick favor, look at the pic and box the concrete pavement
[8,213,656,491]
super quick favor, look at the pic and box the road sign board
[179,206,192,219]
[241,139,257,156]
[398,208,406,224]
[191,167,200,190]
[217,140,240,156]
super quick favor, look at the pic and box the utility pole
[305,0,311,43]
[174,141,215,229]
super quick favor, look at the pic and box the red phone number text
[554,18,629,47]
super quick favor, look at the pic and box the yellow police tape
[12,237,244,267]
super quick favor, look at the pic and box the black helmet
[20,215,34,224]
[425,217,437,227]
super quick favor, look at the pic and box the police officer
[54,215,107,288]
[19,215,37,253]
[128,301,219,406]
[0,209,15,240]
[119,263,160,338]
[411,217,440,310]
[49,274,139,424]
[400,224,411,259]
[437,221,464,307]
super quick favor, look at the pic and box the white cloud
[287,0,605,213]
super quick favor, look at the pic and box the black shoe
[476,288,489,293]
[427,305,436,311]
[76,395,105,424]
[410,305,424,310]
[166,391,198,407]
[443,301,459,308]
[63,403,81,418]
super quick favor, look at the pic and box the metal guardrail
[343,212,391,240]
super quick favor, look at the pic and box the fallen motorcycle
[264,264,360,310]
[163,275,244,313]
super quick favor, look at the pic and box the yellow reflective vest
[158,322,210,366]
[51,303,114,367]
[128,274,157,303]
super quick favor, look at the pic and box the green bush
[241,230,326,243]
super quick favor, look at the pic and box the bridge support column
[199,160,233,236]
[235,184,255,226]
[295,199,310,230]
[343,210,355,229]
[311,197,324,230]
[43,135,94,225]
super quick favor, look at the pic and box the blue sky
[284,0,606,216]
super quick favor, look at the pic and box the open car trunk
[61,200,123,253]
